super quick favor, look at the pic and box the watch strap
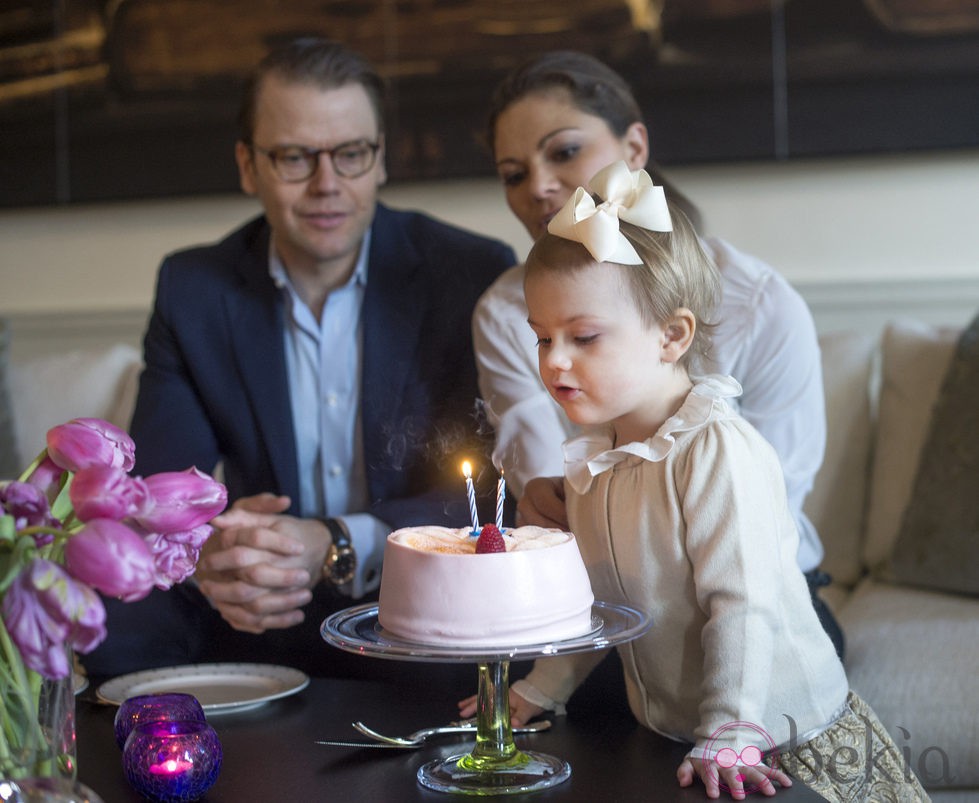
[320,517,357,586]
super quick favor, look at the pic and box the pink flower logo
[704,721,779,793]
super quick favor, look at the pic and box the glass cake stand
[321,601,651,796]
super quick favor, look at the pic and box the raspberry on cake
[377,525,595,647]
[475,524,506,553]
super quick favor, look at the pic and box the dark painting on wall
[2,0,978,207]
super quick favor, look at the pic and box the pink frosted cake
[377,525,595,647]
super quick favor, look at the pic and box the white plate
[73,672,89,696]
[95,662,310,714]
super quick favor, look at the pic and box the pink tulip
[64,519,157,602]
[0,481,60,530]
[46,418,136,473]
[136,468,227,533]
[1,559,107,678]
[25,456,66,497]
[144,525,212,588]
[69,465,151,522]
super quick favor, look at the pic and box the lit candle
[123,719,222,803]
[149,758,195,776]
[496,471,506,530]
[462,461,479,533]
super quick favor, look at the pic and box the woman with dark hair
[472,50,843,656]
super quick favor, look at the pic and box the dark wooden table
[76,671,828,802]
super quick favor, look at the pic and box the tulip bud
[46,418,136,473]
[0,481,60,530]
[70,465,151,522]
[65,519,157,602]
[136,468,227,533]
[25,456,66,498]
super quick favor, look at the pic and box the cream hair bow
[546,160,672,265]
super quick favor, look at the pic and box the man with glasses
[83,38,516,679]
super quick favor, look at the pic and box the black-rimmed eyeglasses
[250,140,381,182]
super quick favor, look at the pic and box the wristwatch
[321,517,357,586]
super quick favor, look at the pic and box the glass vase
[0,647,77,781]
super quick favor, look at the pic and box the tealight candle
[462,460,479,533]
[150,758,195,776]
[114,693,207,749]
[123,719,222,803]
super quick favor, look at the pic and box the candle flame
[149,757,194,775]
[462,460,472,479]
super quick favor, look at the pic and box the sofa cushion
[805,329,877,590]
[889,313,979,595]
[862,321,959,572]
[839,578,979,788]
[7,344,142,465]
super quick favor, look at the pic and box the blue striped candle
[495,472,505,530]
[462,461,479,533]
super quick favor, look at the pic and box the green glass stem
[458,661,530,773]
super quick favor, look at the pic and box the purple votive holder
[123,719,222,803]
[114,693,207,750]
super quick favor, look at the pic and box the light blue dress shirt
[269,232,386,596]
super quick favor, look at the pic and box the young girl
[474,50,843,658]
[500,160,930,800]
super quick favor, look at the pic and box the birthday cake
[377,524,595,647]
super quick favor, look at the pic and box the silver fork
[316,719,551,749]
[353,718,551,746]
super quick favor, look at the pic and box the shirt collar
[268,228,371,291]
[564,375,743,495]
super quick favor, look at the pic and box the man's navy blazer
[83,205,514,678]
[130,203,516,529]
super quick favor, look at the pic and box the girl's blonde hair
[525,202,721,371]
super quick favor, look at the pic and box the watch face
[330,548,357,585]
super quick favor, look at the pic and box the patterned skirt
[777,691,931,803]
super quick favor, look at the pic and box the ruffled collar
[564,375,742,494]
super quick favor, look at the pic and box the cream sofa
[1,338,141,470]
[2,319,976,797]
[807,320,978,800]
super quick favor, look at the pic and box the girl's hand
[457,693,479,720]
[677,754,792,800]
[457,689,545,727]
[516,477,568,529]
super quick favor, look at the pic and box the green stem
[0,535,38,594]
[49,474,74,526]
[0,625,16,767]
[16,449,50,483]
[0,616,42,775]
[0,617,66,779]
[15,526,64,541]
[19,526,70,564]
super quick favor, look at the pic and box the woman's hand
[677,754,792,800]
[516,477,568,529]
[457,689,544,727]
